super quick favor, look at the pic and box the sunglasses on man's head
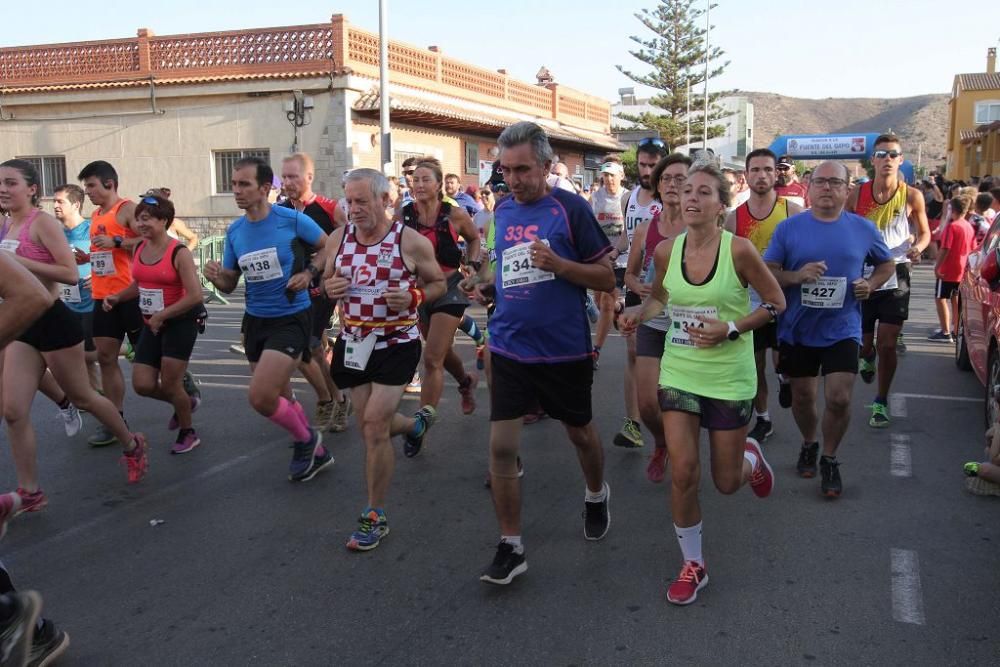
[140,196,159,205]
[638,137,667,150]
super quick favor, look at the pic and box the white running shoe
[58,404,83,437]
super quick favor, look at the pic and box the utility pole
[686,73,691,149]
[702,0,709,149]
[379,0,392,175]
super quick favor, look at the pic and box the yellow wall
[948,88,1000,178]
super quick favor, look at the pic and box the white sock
[755,410,770,421]
[585,482,608,503]
[501,535,524,553]
[674,522,704,565]
[744,450,759,473]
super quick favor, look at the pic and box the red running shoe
[458,372,479,415]
[14,488,46,516]
[0,492,21,538]
[121,434,149,484]
[647,447,668,484]
[666,561,708,605]
[745,437,774,498]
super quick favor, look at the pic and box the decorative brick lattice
[588,105,610,125]
[150,27,334,71]
[0,41,139,83]
[507,80,551,113]
[558,94,588,120]
[442,60,504,98]
[347,28,380,67]
[387,43,437,81]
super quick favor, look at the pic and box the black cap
[777,155,794,167]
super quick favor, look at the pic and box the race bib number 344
[667,305,719,347]
[501,241,555,289]
[239,248,283,283]
[801,276,847,309]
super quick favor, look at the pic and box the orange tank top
[90,199,136,299]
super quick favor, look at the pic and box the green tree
[616,0,732,150]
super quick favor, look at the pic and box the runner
[623,152,691,482]
[475,121,614,586]
[203,157,334,482]
[724,148,803,441]
[764,161,894,497]
[0,159,149,509]
[848,134,930,428]
[324,169,445,550]
[113,195,205,454]
[775,155,808,207]
[279,153,351,433]
[400,157,481,453]
[620,161,784,606]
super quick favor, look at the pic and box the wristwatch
[726,321,740,341]
[113,235,123,248]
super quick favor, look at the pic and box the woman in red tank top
[104,196,204,454]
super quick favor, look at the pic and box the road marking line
[893,392,980,403]
[889,434,912,478]
[890,549,926,625]
[889,394,907,418]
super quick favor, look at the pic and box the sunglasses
[140,196,159,205]
[638,137,668,152]
[776,165,791,172]
[873,150,902,159]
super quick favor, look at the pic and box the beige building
[947,47,1000,179]
[0,15,621,235]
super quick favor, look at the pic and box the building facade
[947,48,1000,179]
[0,15,621,234]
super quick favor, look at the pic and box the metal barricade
[195,235,231,305]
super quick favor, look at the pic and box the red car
[956,217,1000,426]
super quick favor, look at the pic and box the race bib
[667,305,719,347]
[0,239,20,253]
[91,251,115,276]
[59,283,82,304]
[239,248,283,283]
[863,264,898,291]
[139,287,165,315]
[801,276,847,309]
[343,332,376,371]
[501,241,554,289]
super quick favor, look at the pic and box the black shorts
[69,309,95,353]
[935,279,960,299]
[242,308,312,364]
[862,264,910,332]
[309,293,336,348]
[778,339,859,378]
[753,321,778,352]
[614,267,627,290]
[419,273,469,321]
[133,318,199,368]
[636,324,667,358]
[657,385,753,431]
[330,337,421,389]
[490,352,593,427]
[16,300,85,352]
[92,297,144,345]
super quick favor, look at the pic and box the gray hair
[344,168,390,200]
[497,121,554,166]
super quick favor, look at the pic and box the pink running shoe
[745,437,774,498]
[14,488,47,516]
[171,430,201,455]
[666,561,708,606]
[458,372,479,415]
[121,434,149,484]
[647,447,668,484]
[168,396,202,431]
[0,492,22,538]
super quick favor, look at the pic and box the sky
[4,0,998,102]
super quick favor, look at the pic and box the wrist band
[759,302,778,321]
[408,287,425,309]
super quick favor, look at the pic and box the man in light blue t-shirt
[764,161,894,500]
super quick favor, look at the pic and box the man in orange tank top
[78,161,145,447]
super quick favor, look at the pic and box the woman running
[0,159,148,512]
[107,195,204,454]
[399,158,481,456]
[620,162,785,606]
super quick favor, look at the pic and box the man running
[724,149,803,441]
[324,169,445,551]
[203,157,334,482]
[848,134,930,428]
[476,121,614,586]
[764,161,894,497]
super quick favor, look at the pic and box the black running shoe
[403,406,437,458]
[747,417,774,443]
[778,380,792,409]
[480,542,527,585]
[583,483,611,541]
[28,618,70,667]
[288,430,324,482]
[820,456,842,498]
[0,590,41,667]
[796,442,819,478]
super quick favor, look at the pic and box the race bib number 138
[239,247,283,283]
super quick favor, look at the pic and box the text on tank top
[90,199,136,298]
[132,238,186,318]
[855,181,911,263]
[624,187,662,258]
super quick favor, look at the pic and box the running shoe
[0,493,20,540]
[329,396,351,433]
[796,442,819,478]
[745,438,774,498]
[858,355,876,384]
[288,431,333,482]
[167,396,202,431]
[820,456,842,498]
[0,590,41,667]
[171,429,201,455]
[475,342,486,370]
[612,418,644,448]
[346,508,389,551]
[647,447,668,484]
[965,476,1000,496]
[57,404,82,438]
[229,343,246,356]
[583,482,610,541]
[28,618,70,667]
[926,331,954,343]
[87,424,117,448]
[963,461,981,477]
[666,561,708,606]
[747,417,774,443]
[458,372,479,415]
[484,457,524,488]
[585,293,599,324]
[896,333,907,356]
[869,401,890,428]
[182,370,201,399]
[592,347,601,371]
[778,378,792,409]
[403,406,437,458]
[121,340,135,362]
[121,435,149,484]
[14,488,47,516]
[480,541,527,585]
[314,400,334,432]
[405,372,422,394]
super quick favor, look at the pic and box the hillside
[744,92,950,166]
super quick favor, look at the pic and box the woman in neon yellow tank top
[620,163,786,606]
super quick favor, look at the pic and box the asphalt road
[2,262,998,665]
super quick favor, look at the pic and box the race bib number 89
[239,248,283,283]
[801,276,847,309]
[91,251,115,276]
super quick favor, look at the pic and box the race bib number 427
[239,247,283,282]
[801,276,847,309]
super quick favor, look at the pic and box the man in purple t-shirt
[467,121,615,586]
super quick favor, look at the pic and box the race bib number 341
[801,276,847,309]
[667,305,719,347]
[239,248,283,283]
[501,241,555,289]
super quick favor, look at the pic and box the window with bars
[213,149,271,194]
[14,156,66,197]
[465,142,479,175]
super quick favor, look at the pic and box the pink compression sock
[269,397,312,442]
[289,398,311,433]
